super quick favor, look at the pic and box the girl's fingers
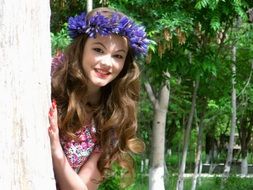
[52,99,57,109]
[48,109,58,129]
[48,99,59,137]
[48,115,54,128]
[48,126,53,135]
[49,109,53,117]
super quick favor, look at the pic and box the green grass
[171,175,253,190]
[100,174,253,190]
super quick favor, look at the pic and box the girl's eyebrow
[92,42,127,54]
[115,49,127,54]
[92,42,107,49]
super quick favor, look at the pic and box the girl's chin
[90,79,110,88]
[89,73,112,87]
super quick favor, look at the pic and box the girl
[48,7,149,190]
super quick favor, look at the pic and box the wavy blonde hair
[51,7,145,183]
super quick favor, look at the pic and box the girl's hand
[48,100,61,154]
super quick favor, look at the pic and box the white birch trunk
[223,46,237,179]
[145,82,170,190]
[198,160,203,185]
[0,0,55,189]
[87,0,93,12]
[241,156,248,176]
[191,111,204,190]
[176,79,199,190]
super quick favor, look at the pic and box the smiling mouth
[94,68,111,78]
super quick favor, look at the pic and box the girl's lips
[94,68,111,78]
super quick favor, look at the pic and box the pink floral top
[60,120,99,172]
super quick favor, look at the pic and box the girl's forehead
[87,34,129,51]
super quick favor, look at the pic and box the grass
[99,152,253,189]
[99,173,253,190]
[112,174,253,190]
[171,175,253,190]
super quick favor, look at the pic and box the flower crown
[67,11,150,57]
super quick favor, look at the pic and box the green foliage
[50,0,109,32]
[98,165,123,190]
[166,153,197,173]
[51,23,70,55]
[211,15,221,31]
[156,12,194,34]
[98,157,147,190]
[137,88,153,154]
[163,174,253,190]
[207,99,219,109]
[223,175,253,190]
[195,176,221,190]
[196,175,253,190]
[195,0,211,9]
[146,39,157,54]
[117,174,253,190]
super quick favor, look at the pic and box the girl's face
[82,34,128,91]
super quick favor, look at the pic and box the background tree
[235,21,253,176]
[144,81,170,190]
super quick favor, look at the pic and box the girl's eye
[113,54,124,59]
[93,48,103,53]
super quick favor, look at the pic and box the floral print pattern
[60,120,98,172]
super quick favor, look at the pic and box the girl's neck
[84,86,100,126]
[86,84,101,106]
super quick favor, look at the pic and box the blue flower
[67,11,150,57]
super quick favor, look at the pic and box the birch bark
[223,46,237,179]
[191,110,205,190]
[0,0,55,189]
[145,82,170,190]
[176,79,199,190]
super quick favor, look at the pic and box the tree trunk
[238,115,252,176]
[237,61,253,176]
[191,110,205,190]
[176,79,199,190]
[145,82,170,190]
[223,46,237,179]
[0,0,55,189]
[240,116,253,176]
[241,156,248,176]
[87,0,93,12]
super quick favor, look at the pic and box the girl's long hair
[51,7,145,183]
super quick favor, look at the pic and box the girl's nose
[100,55,112,68]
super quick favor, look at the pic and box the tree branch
[144,82,157,106]
[237,60,253,97]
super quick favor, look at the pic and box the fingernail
[52,99,57,109]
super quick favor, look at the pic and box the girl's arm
[48,101,101,190]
